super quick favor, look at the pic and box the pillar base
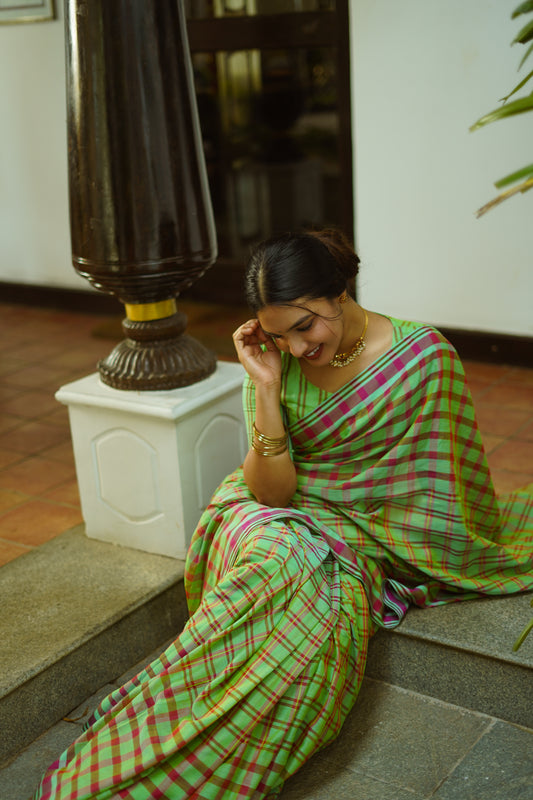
[56,362,247,559]
[97,311,217,391]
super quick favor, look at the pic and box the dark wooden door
[185,0,353,303]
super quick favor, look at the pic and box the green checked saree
[35,318,532,800]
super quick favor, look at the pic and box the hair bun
[245,227,360,312]
[307,228,360,281]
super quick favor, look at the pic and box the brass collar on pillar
[125,300,178,322]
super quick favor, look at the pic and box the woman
[35,229,532,800]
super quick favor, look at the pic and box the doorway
[185,1,352,303]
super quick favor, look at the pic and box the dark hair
[245,228,360,313]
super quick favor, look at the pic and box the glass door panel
[193,45,340,263]
[185,2,350,301]
[185,1,336,19]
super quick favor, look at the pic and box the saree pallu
[34,318,532,800]
[267,317,533,625]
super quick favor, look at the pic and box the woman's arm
[233,319,297,507]
[242,382,297,507]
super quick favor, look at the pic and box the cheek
[272,338,287,351]
[316,320,339,340]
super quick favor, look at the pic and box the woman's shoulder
[388,315,455,351]
[386,316,465,386]
[388,315,439,337]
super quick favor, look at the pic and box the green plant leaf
[518,41,533,69]
[470,93,533,130]
[512,598,533,652]
[494,163,533,188]
[512,0,533,19]
[513,17,533,44]
[500,68,533,101]
[513,618,533,650]
[471,3,533,216]
[476,176,533,217]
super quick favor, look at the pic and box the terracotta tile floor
[0,300,532,568]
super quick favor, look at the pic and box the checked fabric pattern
[269,318,532,623]
[35,520,370,800]
[34,317,532,799]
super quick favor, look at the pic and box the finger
[255,327,270,345]
[233,319,259,338]
[262,335,278,352]
[234,333,261,353]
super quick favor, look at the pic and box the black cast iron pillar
[65,0,217,389]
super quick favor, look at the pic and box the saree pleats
[34,317,532,799]
[35,517,370,800]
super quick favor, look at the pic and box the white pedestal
[56,362,247,559]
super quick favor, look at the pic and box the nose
[288,335,308,358]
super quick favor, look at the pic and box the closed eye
[296,321,313,332]
[263,314,315,340]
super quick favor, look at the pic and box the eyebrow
[262,312,314,337]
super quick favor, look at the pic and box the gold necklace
[329,308,368,368]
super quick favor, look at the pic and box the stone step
[0,526,188,765]
[1,525,532,768]
[365,590,533,729]
[3,675,530,800]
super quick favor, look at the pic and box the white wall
[350,0,533,336]
[0,0,86,291]
[1,0,532,335]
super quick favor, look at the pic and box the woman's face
[257,296,344,366]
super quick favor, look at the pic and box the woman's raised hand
[233,319,282,387]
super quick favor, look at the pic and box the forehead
[257,297,330,333]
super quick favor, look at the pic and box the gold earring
[339,292,348,304]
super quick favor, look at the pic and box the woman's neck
[299,309,394,393]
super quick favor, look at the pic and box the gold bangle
[252,422,287,444]
[252,440,288,457]
[252,422,287,445]
[252,422,288,457]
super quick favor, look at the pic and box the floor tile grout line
[0,446,73,461]
[0,496,81,519]
[0,536,33,549]
[427,718,499,798]
[0,486,79,508]
[508,415,533,440]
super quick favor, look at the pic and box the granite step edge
[366,626,532,728]
[0,525,186,700]
[387,592,533,669]
[0,526,189,764]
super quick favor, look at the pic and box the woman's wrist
[252,422,288,457]
[252,379,281,399]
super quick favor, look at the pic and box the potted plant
[470,0,533,216]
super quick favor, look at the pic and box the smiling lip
[303,344,322,360]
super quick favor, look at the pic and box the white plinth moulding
[56,362,247,559]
